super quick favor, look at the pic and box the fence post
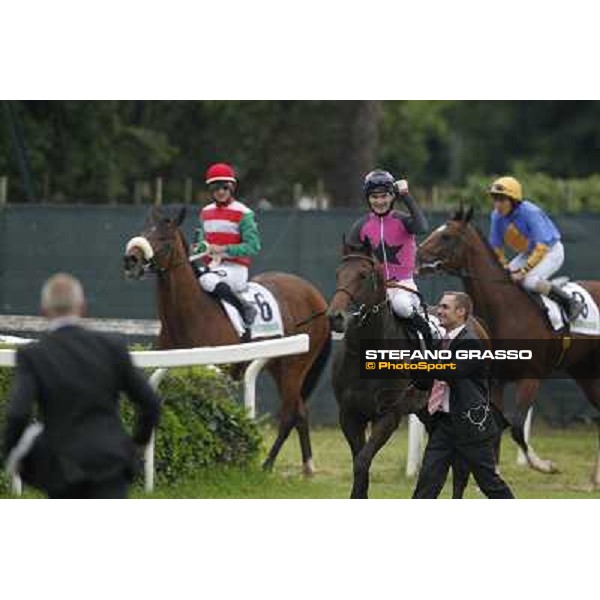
[0,176,7,205]
[243,357,269,419]
[155,177,163,206]
[406,414,426,477]
[184,177,193,204]
[145,368,168,493]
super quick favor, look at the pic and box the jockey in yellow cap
[488,176,583,320]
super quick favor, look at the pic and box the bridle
[331,253,390,326]
[420,225,513,285]
[144,234,188,275]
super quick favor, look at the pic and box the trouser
[508,241,564,292]
[412,416,514,499]
[198,262,249,293]
[49,476,129,499]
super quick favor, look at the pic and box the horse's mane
[462,219,535,304]
[176,228,190,257]
[471,223,508,273]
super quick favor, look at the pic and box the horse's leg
[339,408,367,459]
[262,410,297,472]
[263,361,311,474]
[339,407,368,498]
[511,378,558,474]
[351,411,401,499]
[295,402,315,476]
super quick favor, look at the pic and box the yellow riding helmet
[489,176,523,202]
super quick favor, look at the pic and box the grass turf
[141,421,600,499]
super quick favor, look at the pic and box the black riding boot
[548,284,584,321]
[213,282,257,328]
[408,311,434,351]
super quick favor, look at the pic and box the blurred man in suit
[3,273,161,498]
[412,291,514,499]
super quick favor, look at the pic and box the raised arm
[396,181,428,234]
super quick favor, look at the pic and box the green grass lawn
[6,422,599,499]
[142,422,600,499]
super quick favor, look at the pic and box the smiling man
[412,291,515,499]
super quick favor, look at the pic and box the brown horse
[327,238,428,498]
[417,206,600,485]
[123,206,331,475]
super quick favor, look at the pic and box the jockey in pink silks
[347,169,435,346]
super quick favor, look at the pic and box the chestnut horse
[417,206,600,486]
[123,206,331,475]
[327,239,428,498]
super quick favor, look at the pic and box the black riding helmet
[363,170,397,215]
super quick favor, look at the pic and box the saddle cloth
[220,282,284,339]
[539,280,600,335]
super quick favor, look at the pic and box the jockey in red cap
[192,163,261,330]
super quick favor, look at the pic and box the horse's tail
[301,333,332,402]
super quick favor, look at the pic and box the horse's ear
[174,206,187,226]
[452,203,464,221]
[150,205,163,223]
[465,205,474,223]
[361,237,373,256]
[342,233,349,255]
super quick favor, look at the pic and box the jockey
[192,162,260,329]
[347,169,433,345]
[488,175,584,321]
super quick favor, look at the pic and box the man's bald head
[41,273,85,318]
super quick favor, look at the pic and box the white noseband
[125,236,155,261]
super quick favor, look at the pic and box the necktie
[427,335,451,414]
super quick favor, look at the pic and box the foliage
[428,171,600,213]
[2,100,600,208]
[0,362,262,492]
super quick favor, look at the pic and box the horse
[123,205,332,475]
[326,238,428,498]
[417,205,600,486]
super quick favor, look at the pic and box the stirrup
[567,298,584,321]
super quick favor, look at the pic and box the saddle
[215,282,285,340]
[526,278,600,336]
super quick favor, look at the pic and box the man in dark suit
[3,273,161,499]
[412,291,514,499]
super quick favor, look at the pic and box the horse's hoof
[302,459,316,477]
[530,458,559,474]
[590,476,600,491]
[262,460,274,472]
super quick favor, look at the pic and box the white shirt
[47,315,83,332]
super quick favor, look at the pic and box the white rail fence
[0,334,310,494]
[3,316,533,485]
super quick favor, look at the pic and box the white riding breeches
[198,262,249,293]
[387,279,421,318]
[508,241,564,291]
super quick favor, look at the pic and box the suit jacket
[3,324,161,494]
[433,327,496,444]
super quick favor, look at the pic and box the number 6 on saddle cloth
[189,253,284,340]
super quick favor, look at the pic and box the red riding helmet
[205,163,237,185]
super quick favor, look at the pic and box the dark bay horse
[417,206,600,486]
[327,239,428,498]
[123,206,331,475]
